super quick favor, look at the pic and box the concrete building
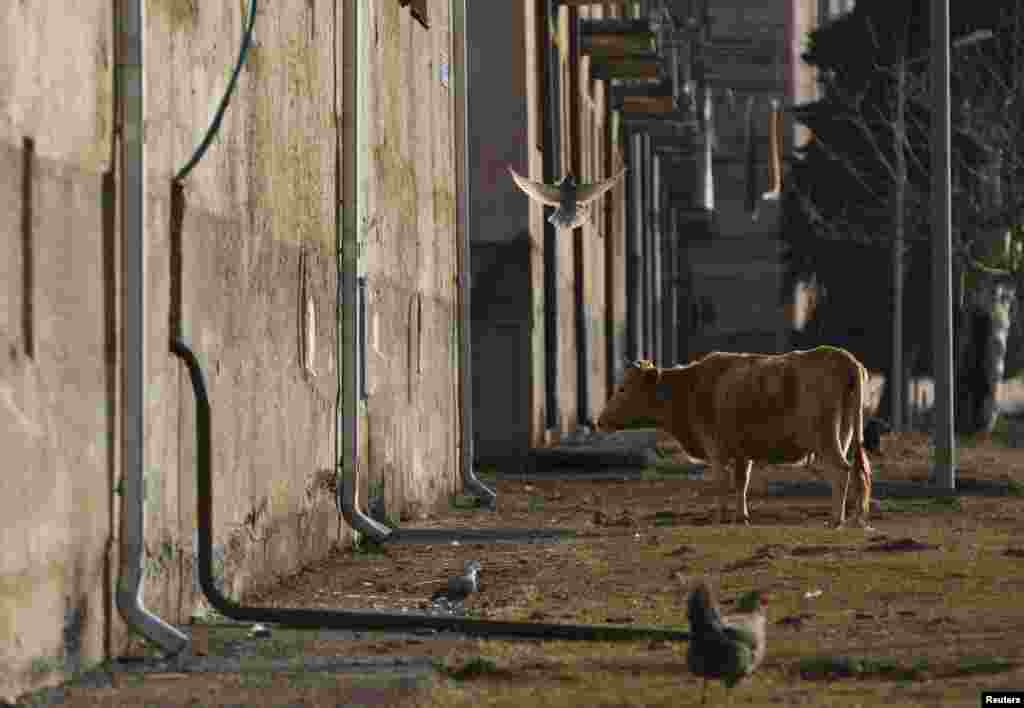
[469,0,853,462]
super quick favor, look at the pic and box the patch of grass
[351,534,387,556]
[122,673,146,688]
[1006,478,1024,497]
[640,467,661,481]
[442,656,500,681]
[876,496,962,513]
[655,460,701,476]
[252,636,305,659]
[651,510,681,527]
[287,670,339,688]
[451,493,481,510]
[799,654,928,681]
[989,416,1013,447]
[527,494,545,513]
[29,655,61,678]
[953,655,1014,676]
[476,463,500,480]
[641,460,703,480]
[239,668,275,688]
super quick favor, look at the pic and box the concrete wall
[468,0,536,461]
[361,0,461,521]
[1,4,121,698]
[1,1,461,700]
[469,2,627,461]
[682,0,792,358]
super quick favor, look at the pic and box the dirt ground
[31,431,1024,707]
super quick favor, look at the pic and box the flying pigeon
[508,166,627,231]
[430,560,482,604]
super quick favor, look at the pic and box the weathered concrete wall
[362,0,461,517]
[1,4,117,700]
[468,2,628,458]
[1,1,462,700]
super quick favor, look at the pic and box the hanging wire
[174,0,258,183]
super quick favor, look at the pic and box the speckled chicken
[686,581,767,705]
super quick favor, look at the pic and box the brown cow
[596,347,873,528]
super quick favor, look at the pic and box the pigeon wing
[508,166,562,207]
[575,167,627,204]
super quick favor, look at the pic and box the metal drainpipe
[626,130,641,360]
[452,0,496,505]
[604,113,618,394]
[114,0,189,655]
[651,150,662,364]
[339,0,391,540]
[642,134,653,359]
[663,197,677,365]
[568,8,589,427]
[542,0,560,433]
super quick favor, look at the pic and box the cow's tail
[848,363,873,510]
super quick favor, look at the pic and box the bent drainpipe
[176,338,687,641]
[452,0,496,505]
[339,0,391,540]
[115,0,189,655]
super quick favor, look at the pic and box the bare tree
[786,6,1024,434]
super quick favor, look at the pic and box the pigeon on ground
[431,560,482,604]
[508,166,627,231]
[686,580,767,706]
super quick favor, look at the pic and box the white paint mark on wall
[372,311,382,357]
[304,295,316,376]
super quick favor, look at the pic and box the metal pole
[625,130,640,360]
[543,0,561,431]
[115,0,190,653]
[340,0,391,539]
[931,0,956,489]
[892,57,905,432]
[652,152,662,364]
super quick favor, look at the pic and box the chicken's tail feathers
[687,581,725,637]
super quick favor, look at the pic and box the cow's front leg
[733,459,752,525]
[829,466,851,529]
[711,459,732,525]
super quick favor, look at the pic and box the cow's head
[596,359,670,432]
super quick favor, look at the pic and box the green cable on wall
[174,0,258,183]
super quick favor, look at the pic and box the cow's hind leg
[733,459,753,524]
[852,447,874,529]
